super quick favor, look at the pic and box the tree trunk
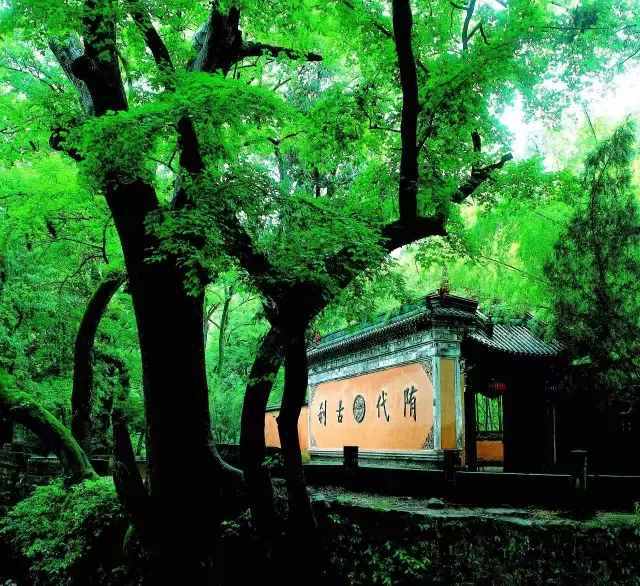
[240,326,283,538]
[72,271,125,451]
[135,430,146,456]
[105,180,225,579]
[111,358,150,535]
[0,380,97,484]
[216,286,232,375]
[57,6,236,578]
[0,415,13,445]
[277,326,316,536]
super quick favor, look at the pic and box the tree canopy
[1,0,640,582]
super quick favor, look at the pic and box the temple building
[265,290,567,472]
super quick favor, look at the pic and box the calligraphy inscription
[317,387,420,426]
[377,390,390,422]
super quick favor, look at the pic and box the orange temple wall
[264,406,309,454]
[477,440,504,463]
[308,363,434,451]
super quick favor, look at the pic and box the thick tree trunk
[130,280,216,512]
[277,326,317,536]
[240,326,283,537]
[72,271,125,451]
[105,181,224,580]
[0,381,97,484]
[60,4,235,579]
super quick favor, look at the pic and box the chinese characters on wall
[317,386,419,426]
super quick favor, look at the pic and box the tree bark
[111,356,150,535]
[0,380,97,484]
[67,6,227,574]
[120,238,224,580]
[393,0,420,224]
[240,326,283,537]
[277,325,316,535]
[72,271,125,451]
[48,35,95,116]
[109,180,242,551]
[215,286,233,375]
[111,186,219,518]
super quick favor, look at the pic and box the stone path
[309,485,639,528]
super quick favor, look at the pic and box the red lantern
[487,379,507,397]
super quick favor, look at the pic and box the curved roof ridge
[308,292,564,361]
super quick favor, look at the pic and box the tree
[2,0,637,580]
[71,270,126,451]
[546,122,640,397]
[3,0,320,577]
[227,0,637,539]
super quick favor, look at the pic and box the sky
[502,63,640,167]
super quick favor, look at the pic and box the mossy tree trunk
[0,381,97,484]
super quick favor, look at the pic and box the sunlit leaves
[546,122,640,395]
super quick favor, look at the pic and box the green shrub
[0,478,127,585]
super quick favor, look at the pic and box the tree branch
[49,126,84,161]
[461,0,477,51]
[72,271,126,451]
[0,378,98,485]
[393,0,420,224]
[451,145,513,204]
[238,41,321,62]
[381,215,447,252]
[71,0,128,116]
[126,0,175,82]
[48,36,95,115]
[190,6,242,74]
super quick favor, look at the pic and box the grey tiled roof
[308,292,563,361]
[308,293,479,362]
[468,323,564,357]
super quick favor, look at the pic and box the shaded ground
[310,485,639,528]
[3,479,640,585]
[308,486,640,585]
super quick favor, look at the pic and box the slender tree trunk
[72,271,125,451]
[111,358,150,535]
[0,381,97,484]
[135,430,146,456]
[277,325,316,535]
[216,286,232,375]
[240,326,283,538]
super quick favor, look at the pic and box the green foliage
[0,0,638,508]
[0,478,126,585]
[546,122,640,396]
[0,149,142,450]
[323,507,640,585]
